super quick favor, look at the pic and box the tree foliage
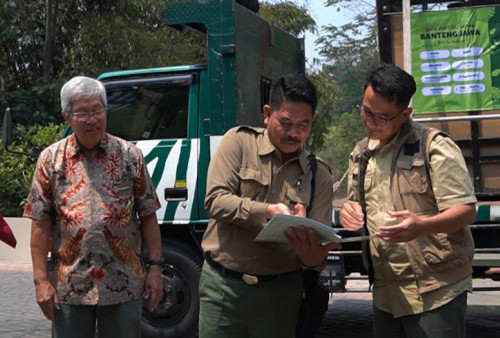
[0,123,65,216]
[0,0,206,126]
[308,0,379,195]
[259,1,316,36]
[316,109,364,193]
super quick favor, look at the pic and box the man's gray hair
[60,76,107,113]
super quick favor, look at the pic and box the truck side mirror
[2,107,38,157]
[2,107,12,146]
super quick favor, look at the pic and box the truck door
[102,73,200,224]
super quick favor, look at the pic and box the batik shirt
[24,133,160,305]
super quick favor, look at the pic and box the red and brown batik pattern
[24,133,160,305]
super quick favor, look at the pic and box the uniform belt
[205,254,295,285]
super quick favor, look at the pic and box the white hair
[60,76,107,113]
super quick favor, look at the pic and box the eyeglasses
[275,116,311,133]
[358,105,404,126]
[71,107,106,121]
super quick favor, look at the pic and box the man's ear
[61,110,70,124]
[263,104,271,125]
[402,107,413,122]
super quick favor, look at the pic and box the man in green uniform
[340,64,477,338]
[199,74,340,337]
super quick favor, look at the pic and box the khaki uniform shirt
[202,126,333,275]
[350,131,475,318]
[24,133,160,305]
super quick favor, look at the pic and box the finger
[283,231,295,244]
[294,203,306,217]
[346,202,363,216]
[284,232,299,248]
[279,203,293,215]
[40,302,54,320]
[387,210,409,218]
[341,216,363,230]
[303,227,316,246]
[149,289,163,310]
[341,209,364,227]
[285,226,300,240]
[376,229,398,237]
[325,242,342,251]
[53,293,60,310]
[144,288,151,300]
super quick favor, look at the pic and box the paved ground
[1,262,499,337]
[317,275,500,338]
[0,262,51,338]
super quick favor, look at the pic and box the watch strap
[146,258,165,268]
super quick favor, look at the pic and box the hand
[375,210,424,243]
[34,279,59,320]
[339,201,364,231]
[284,226,341,268]
[266,203,293,219]
[266,202,307,220]
[144,266,163,311]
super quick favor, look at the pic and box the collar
[258,130,309,173]
[65,133,110,158]
[389,119,413,149]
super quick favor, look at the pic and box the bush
[0,123,65,216]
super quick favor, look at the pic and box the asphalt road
[1,262,499,338]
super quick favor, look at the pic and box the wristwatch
[146,258,165,269]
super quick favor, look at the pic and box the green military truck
[95,0,305,336]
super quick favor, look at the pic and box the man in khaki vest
[340,64,476,338]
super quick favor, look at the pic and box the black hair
[364,64,416,109]
[269,74,317,113]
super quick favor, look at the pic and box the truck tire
[141,239,202,338]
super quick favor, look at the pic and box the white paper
[254,213,372,244]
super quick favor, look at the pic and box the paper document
[254,214,372,244]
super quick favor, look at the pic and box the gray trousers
[52,299,143,338]
[373,291,468,338]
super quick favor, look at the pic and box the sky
[296,1,352,62]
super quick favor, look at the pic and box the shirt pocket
[397,158,429,195]
[284,179,311,211]
[110,169,134,202]
[239,166,269,201]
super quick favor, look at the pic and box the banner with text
[411,7,500,114]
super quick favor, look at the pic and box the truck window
[105,84,189,141]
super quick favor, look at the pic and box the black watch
[146,258,165,269]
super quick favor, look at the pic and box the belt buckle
[242,274,259,285]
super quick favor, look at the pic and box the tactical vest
[351,120,474,294]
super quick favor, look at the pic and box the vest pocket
[397,158,428,194]
[417,233,454,265]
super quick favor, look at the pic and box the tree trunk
[43,0,58,78]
